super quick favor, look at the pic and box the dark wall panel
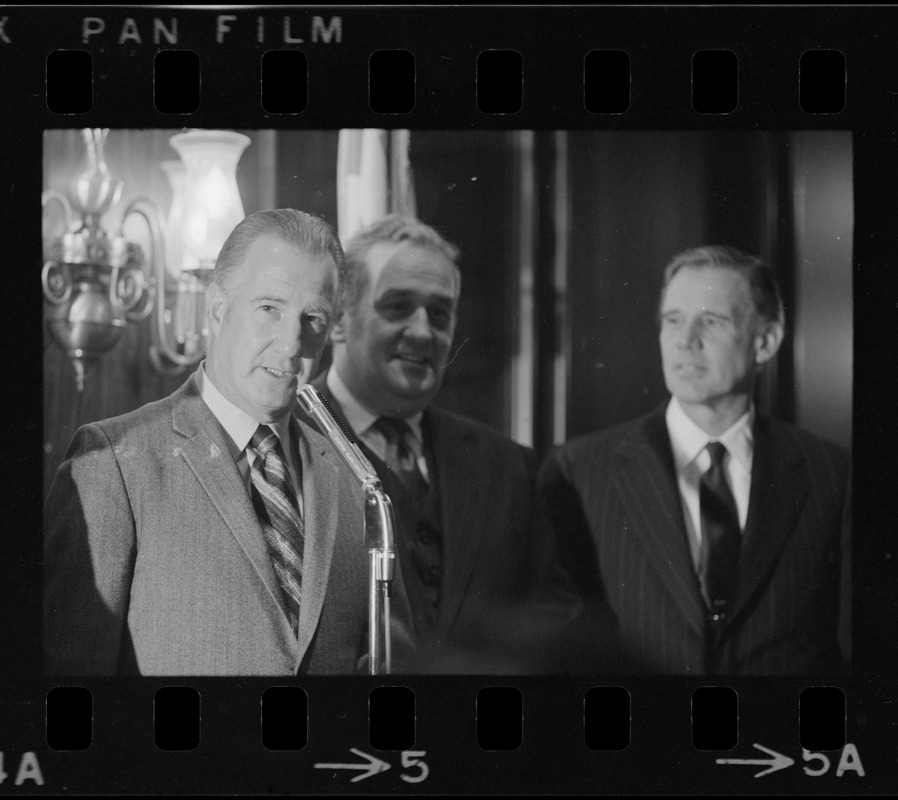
[406,131,517,434]
[565,132,710,439]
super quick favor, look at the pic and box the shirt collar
[666,396,754,473]
[197,363,293,455]
[327,366,425,445]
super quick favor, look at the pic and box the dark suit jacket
[304,375,576,672]
[538,405,851,676]
[44,372,410,676]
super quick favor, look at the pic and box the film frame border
[2,3,896,795]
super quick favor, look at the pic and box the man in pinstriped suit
[44,209,411,675]
[538,246,850,675]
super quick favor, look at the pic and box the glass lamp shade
[160,160,199,279]
[169,130,250,269]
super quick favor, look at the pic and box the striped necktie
[373,416,429,504]
[699,441,741,624]
[250,425,304,634]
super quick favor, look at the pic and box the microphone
[296,383,396,674]
[295,384,382,493]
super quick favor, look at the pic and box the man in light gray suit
[44,208,409,675]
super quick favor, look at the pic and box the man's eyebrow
[377,288,455,303]
[251,293,288,304]
[305,304,333,317]
[700,308,733,319]
[659,307,732,320]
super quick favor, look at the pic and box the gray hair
[213,208,345,296]
[341,213,461,313]
[661,245,785,328]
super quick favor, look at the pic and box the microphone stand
[296,385,397,675]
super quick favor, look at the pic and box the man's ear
[207,283,226,336]
[754,319,784,366]
[330,310,348,344]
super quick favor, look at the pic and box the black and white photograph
[2,4,897,795]
[40,128,854,678]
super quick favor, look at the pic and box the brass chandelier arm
[41,191,75,305]
[41,190,74,234]
[120,196,204,370]
[43,130,250,387]
[116,196,159,320]
[41,261,72,306]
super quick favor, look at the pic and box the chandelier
[41,128,250,390]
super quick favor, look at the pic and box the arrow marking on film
[314,748,391,782]
[716,743,795,778]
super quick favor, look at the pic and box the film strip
[2,4,896,795]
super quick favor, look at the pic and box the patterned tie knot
[251,425,279,459]
[374,417,417,460]
[373,416,427,495]
[706,441,728,468]
[375,416,412,442]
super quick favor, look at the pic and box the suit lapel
[613,410,708,636]
[729,416,810,623]
[171,375,290,627]
[426,409,488,633]
[293,416,342,662]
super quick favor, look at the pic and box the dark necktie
[373,416,441,630]
[373,417,429,507]
[250,425,304,634]
[699,441,741,622]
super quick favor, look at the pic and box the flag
[389,129,417,219]
[337,129,417,245]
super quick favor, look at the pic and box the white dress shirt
[197,364,303,513]
[666,397,753,571]
[327,367,429,481]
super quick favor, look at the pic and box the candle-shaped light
[160,130,251,360]
[169,130,250,268]
[160,159,198,280]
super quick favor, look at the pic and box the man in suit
[45,208,410,676]
[306,214,575,672]
[539,246,850,675]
